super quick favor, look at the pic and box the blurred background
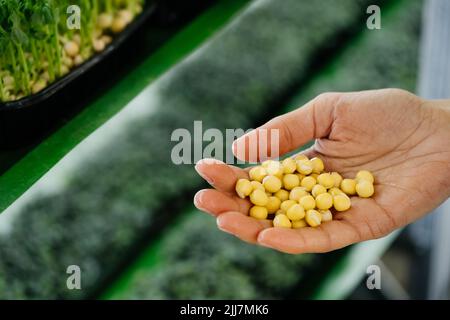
[0,0,449,299]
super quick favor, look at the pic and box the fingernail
[257,231,275,249]
[193,190,205,208]
[194,161,215,186]
[216,216,234,235]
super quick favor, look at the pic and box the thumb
[232,92,340,162]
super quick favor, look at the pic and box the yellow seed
[300,176,316,191]
[355,180,375,198]
[331,172,343,188]
[118,9,134,24]
[310,157,325,174]
[251,181,265,192]
[328,187,344,196]
[282,158,297,174]
[273,214,292,228]
[299,195,316,210]
[262,175,282,193]
[97,12,113,29]
[266,192,272,197]
[296,159,313,175]
[292,219,308,229]
[289,187,309,201]
[111,17,127,33]
[235,178,253,198]
[320,210,333,222]
[266,196,282,214]
[286,204,305,221]
[312,184,327,197]
[64,41,79,57]
[333,194,351,211]
[294,154,309,161]
[356,170,374,183]
[310,173,319,180]
[282,174,300,190]
[296,173,305,181]
[249,166,267,182]
[261,160,274,167]
[315,193,333,210]
[275,209,285,215]
[280,200,297,212]
[305,210,322,227]
[274,189,289,202]
[266,161,284,178]
[32,79,47,94]
[250,206,268,220]
[317,173,335,189]
[340,179,356,195]
[250,189,269,206]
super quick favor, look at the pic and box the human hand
[194,89,450,254]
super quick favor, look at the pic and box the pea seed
[328,187,344,196]
[312,184,327,197]
[280,200,297,212]
[356,170,374,183]
[331,172,343,187]
[287,204,305,221]
[282,174,300,190]
[282,158,297,174]
[300,176,316,191]
[275,209,285,215]
[333,194,351,211]
[292,219,308,229]
[294,154,309,161]
[250,189,269,206]
[340,179,356,195]
[317,173,335,189]
[315,193,333,210]
[310,173,319,180]
[266,196,282,214]
[273,214,292,228]
[296,159,313,175]
[250,206,268,220]
[289,187,309,201]
[263,175,282,193]
[310,157,324,174]
[251,181,265,192]
[356,180,374,198]
[249,166,267,182]
[235,178,253,198]
[305,210,322,227]
[299,195,316,211]
[274,189,289,202]
[320,210,333,222]
[266,161,284,178]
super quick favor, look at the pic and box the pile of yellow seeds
[235,155,375,229]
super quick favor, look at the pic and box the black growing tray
[0,0,216,149]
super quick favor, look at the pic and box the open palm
[194,89,450,254]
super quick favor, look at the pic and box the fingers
[216,211,272,244]
[233,92,341,162]
[195,158,248,193]
[194,189,251,216]
[257,219,361,254]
